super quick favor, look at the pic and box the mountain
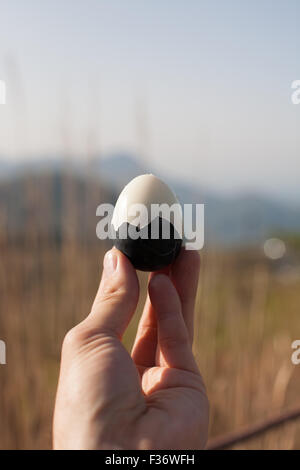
[96,153,147,190]
[98,154,300,245]
[0,153,299,246]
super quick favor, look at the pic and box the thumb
[86,248,139,338]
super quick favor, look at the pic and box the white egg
[112,174,183,271]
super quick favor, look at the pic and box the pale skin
[53,248,209,450]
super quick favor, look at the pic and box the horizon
[0,150,299,207]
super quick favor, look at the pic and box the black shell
[113,217,182,271]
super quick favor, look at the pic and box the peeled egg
[112,174,183,271]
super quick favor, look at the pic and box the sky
[0,0,299,201]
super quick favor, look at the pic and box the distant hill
[98,154,300,245]
[0,154,300,246]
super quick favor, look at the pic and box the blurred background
[0,0,300,449]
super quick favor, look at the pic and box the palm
[53,248,209,450]
[138,367,207,449]
[88,334,207,449]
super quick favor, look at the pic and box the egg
[112,174,183,271]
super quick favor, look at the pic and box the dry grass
[0,175,300,449]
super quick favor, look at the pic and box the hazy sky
[0,0,299,201]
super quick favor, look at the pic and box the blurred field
[0,173,300,449]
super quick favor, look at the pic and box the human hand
[53,248,209,450]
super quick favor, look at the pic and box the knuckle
[62,325,86,352]
[98,285,137,309]
[161,332,188,350]
[99,286,127,302]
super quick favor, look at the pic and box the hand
[53,248,209,450]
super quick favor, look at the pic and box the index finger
[148,273,199,373]
[171,249,200,343]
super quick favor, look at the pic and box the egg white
[111,174,182,235]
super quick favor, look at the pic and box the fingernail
[103,250,118,277]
